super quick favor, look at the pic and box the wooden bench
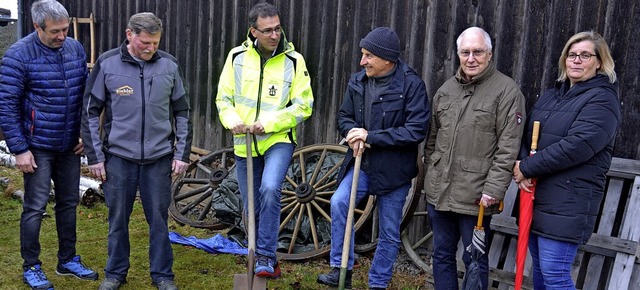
[488,157,640,289]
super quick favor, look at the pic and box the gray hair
[128,12,163,35]
[249,2,279,28]
[31,0,69,29]
[456,27,493,51]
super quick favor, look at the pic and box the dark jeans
[101,154,174,283]
[21,148,80,269]
[427,203,493,290]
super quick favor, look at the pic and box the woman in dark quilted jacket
[513,31,621,289]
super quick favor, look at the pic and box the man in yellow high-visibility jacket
[215,2,313,279]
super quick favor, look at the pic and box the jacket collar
[557,74,618,98]
[352,60,412,95]
[119,40,162,63]
[455,61,496,85]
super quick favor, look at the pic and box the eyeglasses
[458,49,487,58]
[566,52,597,61]
[254,26,282,36]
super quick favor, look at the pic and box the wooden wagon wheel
[400,203,432,273]
[277,143,375,261]
[354,157,424,253]
[400,155,432,272]
[169,147,235,230]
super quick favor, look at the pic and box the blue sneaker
[55,255,98,280]
[23,265,54,290]
[255,255,281,278]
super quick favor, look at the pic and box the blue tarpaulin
[169,232,247,256]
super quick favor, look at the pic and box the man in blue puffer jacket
[0,0,98,289]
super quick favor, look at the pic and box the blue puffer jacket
[518,74,620,244]
[0,32,87,154]
[337,60,430,194]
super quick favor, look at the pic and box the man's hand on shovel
[346,128,368,157]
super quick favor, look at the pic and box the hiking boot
[98,278,126,290]
[56,255,98,280]
[254,255,281,278]
[23,265,54,290]
[317,267,352,289]
[153,279,178,290]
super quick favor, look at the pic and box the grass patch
[0,165,426,289]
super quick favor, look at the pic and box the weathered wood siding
[18,0,640,158]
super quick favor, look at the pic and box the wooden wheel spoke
[196,163,212,175]
[310,200,331,222]
[284,175,298,189]
[314,190,336,196]
[197,195,214,221]
[315,180,337,191]
[281,199,298,213]
[220,151,229,168]
[313,196,331,205]
[308,148,328,185]
[179,178,209,184]
[298,153,307,183]
[305,204,320,250]
[175,185,210,201]
[313,162,342,188]
[287,207,306,254]
[281,196,297,204]
[179,188,213,215]
[279,203,301,232]
[281,189,296,196]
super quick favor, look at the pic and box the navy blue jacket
[519,74,620,244]
[0,32,87,154]
[337,60,430,194]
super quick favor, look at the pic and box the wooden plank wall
[14,0,640,159]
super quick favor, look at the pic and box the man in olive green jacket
[424,27,526,290]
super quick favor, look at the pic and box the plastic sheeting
[168,232,247,255]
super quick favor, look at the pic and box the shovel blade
[233,274,267,290]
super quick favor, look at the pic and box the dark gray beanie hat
[359,27,400,62]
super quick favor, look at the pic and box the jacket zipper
[139,65,146,161]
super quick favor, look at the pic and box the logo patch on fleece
[516,112,523,125]
[116,85,134,96]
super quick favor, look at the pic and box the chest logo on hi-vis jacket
[116,85,134,96]
[268,85,278,96]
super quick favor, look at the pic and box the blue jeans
[21,149,80,269]
[329,166,410,288]
[529,233,579,290]
[101,154,174,283]
[427,203,492,290]
[235,142,294,262]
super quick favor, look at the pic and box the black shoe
[317,267,352,289]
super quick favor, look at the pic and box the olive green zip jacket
[424,62,526,215]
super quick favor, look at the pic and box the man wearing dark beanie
[317,27,430,289]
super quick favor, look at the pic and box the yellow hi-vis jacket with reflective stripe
[216,34,314,157]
